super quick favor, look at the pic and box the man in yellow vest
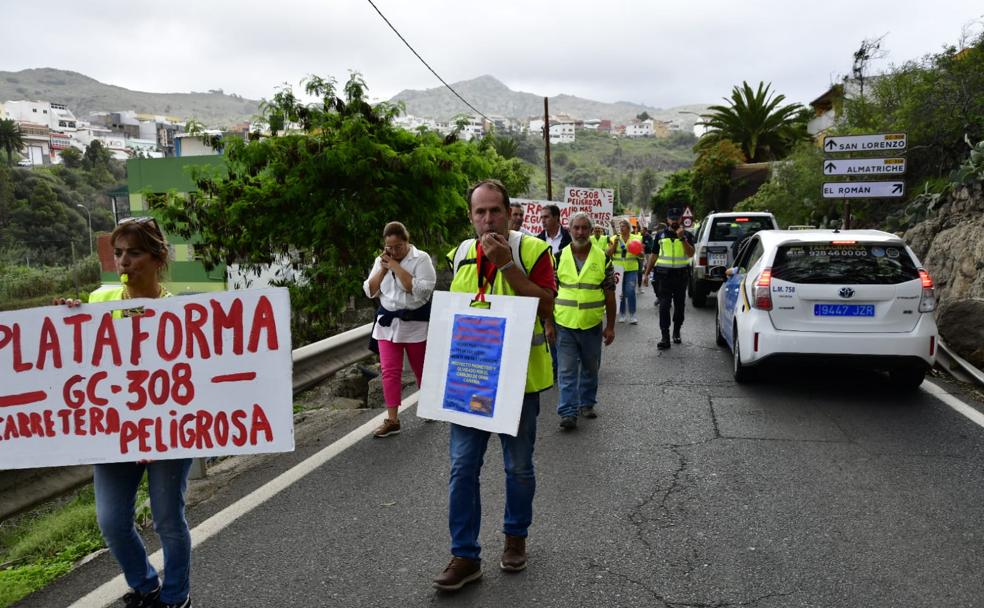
[644,208,695,349]
[433,179,556,591]
[554,212,616,430]
[590,225,609,251]
[608,219,644,324]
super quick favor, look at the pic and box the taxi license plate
[814,304,875,317]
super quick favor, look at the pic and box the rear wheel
[732,328,755,383]
[888,367,926,391]
[692,281,708,308]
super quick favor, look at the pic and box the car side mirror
[725,267,735,278]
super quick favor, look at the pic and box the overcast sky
[2,1,982,109]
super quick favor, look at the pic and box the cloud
[0,0,981,109]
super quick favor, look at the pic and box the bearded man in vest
[554,212,616,430]
[644,208,695,349]
[433,179,556,591]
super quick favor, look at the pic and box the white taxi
[715,229,938,388]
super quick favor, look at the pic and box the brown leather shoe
[372,418,401,438]
[500,534,527,571]
[432,556,482,591]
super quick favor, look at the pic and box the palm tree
[0,119,25,166]
[696,81,808,163]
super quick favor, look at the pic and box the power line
[364,0,491,123]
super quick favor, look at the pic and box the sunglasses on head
[118,216,163,234]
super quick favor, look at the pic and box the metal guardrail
[937,340,984,388]
[0,323,376,520]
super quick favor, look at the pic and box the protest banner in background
[0,288,294,469]
[515,187,615,235]
[417,291,537,436]
[564,187,615,230]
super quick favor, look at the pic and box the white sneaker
[629,316,639,324]
[617,314,626,323]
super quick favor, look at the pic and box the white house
[528,117,575,144]
[625,119,654,138]
[3,100,78,132]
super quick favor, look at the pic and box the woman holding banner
[56,217,193,608]
[363,221,436,438]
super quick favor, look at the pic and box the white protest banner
[417,291,537,436]
[514,187,615,235]
[613,265,625,308]
[564,187,615,230]
[514,198,551,234]
[0,288,294,470]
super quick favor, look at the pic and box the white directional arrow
[822,181,905,198]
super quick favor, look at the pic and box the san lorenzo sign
[823,133,907,153]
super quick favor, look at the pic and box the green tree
[735,142,835,228]
[82,140,112,171]
[0,119,25,166]
[651,169,696,216]
[636,168,659,206]
[636,111,651,122]
[160,73,531,344]
[691,139,746,214]
[696,81,808,162]
[59,147,83,169]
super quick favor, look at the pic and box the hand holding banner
[0,288,294,469]
[417,291,538,436]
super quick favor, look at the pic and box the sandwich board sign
[823,133,907,153]
[822,181,905,199]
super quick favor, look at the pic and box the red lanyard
[475,243,488,303]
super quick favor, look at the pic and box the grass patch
[0,481,151,608]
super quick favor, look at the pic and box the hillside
[0,68,260,127]
[390,75,709,126]
[515,129,697,207]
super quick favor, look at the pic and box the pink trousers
[377,339,427,408]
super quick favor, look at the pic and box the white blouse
[362,244,436,343]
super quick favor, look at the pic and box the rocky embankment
[906,182,984,367]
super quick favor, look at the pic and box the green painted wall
[103,157,229,293]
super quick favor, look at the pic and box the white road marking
[922,380,984,429]
[67,394,420,608]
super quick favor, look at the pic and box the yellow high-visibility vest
[655,236,690,269]
[611,234,643,272]
[554,245,609,330]
[446,231,554,393]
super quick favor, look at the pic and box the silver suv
[689,211,778,307]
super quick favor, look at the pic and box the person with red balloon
[609,219,645,324]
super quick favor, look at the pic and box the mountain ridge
[0,68,260,127]
[389,75,708,127]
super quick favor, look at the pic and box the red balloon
[627,239,643,255]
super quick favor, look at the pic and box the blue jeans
[448,392,540,560]
[555,324,602,418]
[619,270,638,316]
[94,459,193,604]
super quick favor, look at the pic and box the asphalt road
[20,289,984,608]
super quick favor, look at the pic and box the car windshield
[709,217,773,242]
[771,243,920,285]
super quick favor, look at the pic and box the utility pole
[70,241,79,300]
[543,97,552,201]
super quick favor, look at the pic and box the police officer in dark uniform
[643,209,695,349]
